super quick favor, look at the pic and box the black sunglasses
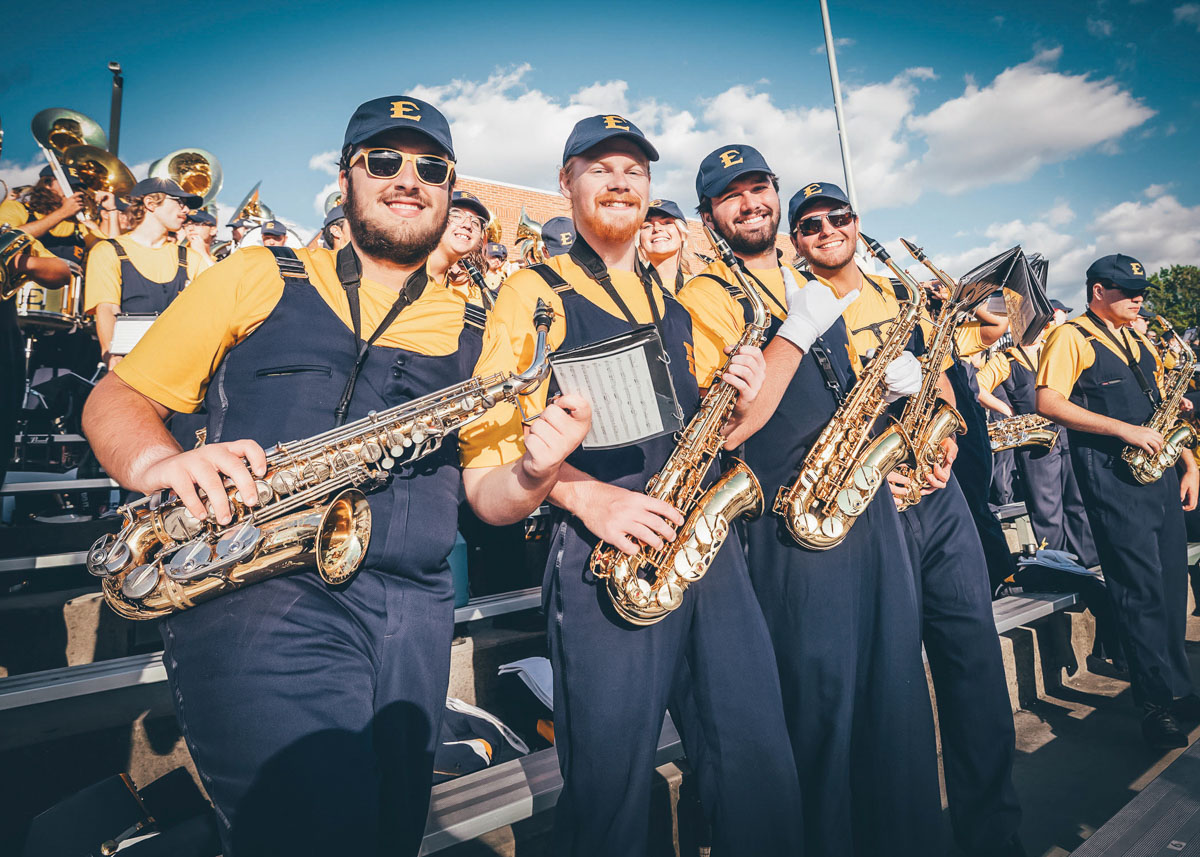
[795,206,856,237]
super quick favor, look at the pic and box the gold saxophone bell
[31,107,108,155]
[149,148,224,206]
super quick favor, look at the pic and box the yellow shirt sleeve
[677,275,746,389]
[83,240,122,312]
[113,251,284,413]
[954,321,988,359]
[975,353,1011,393]
[0,200,29,227]
[1036,324,1093,398]
[458,269,566,469]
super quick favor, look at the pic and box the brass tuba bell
[323,190,344,216]
[149,148,223,206]
[515,207,545,265]
[229,182,273,225]
[485,215,502,245]
[60,145,135,196]
[31,108,108,155]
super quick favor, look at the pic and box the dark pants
[160,569,453,857]
[545,520,802,857]
[1072,446,1191,707]
[1016,437,1099,568]
[902,475,1022,855]
[991,447,1016,506]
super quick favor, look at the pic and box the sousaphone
[149,148,223,206]
[323,190,344,216]
[229,182,273,226]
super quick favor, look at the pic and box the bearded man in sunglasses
[678,158,952,856]
[82,96,589,857]
[1038,254,1199,750]
[458,118,802,857]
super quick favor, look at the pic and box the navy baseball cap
[695,145,774,203]
[228,217,252,229]
[451,190,490,222]
[342,96,455,161]
[114,196,131,212]
[186,210,216,226]
[486,242,507,259]
[129,177,202,209]
[1050,299,1073,314]
[261,220,287,237]
[323,205,345,227]
[562,114,659,164]
[787,182,853,232]
[542,217,576,257]
[1085,253,1149,292]
[39,163,86,190]
[647,199,686,222]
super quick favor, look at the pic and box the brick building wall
[457,174,796,268]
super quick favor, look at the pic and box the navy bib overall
[718,273,941,857]
[535,267,801,857]
[1066,322,1190,707]
[111,240,188,314]
[160,249,467,856]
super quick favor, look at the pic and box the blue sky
[3,0,1197,301]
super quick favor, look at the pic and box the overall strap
[107,238,129,260]
[267,246,311,280]
[1082,310,1160,407]
[462,303,488,332]
[528,263,574,295]
[799,269,848,402]
[692,272,753,324]
[176,243,188,273]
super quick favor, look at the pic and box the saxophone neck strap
[332,243,429,426]
[798,269,847,402]
[568,233,666,334]
[1083,309,1160,407]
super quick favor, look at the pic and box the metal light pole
[108,62,123,156]
[819,0,859,213]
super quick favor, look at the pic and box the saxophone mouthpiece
[533,298,554,332]
[900,238,926,262]
[704,225,737,268]
[859,233,888,261]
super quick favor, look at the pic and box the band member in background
[639,198,690,293]
[1,166,116,262]
[0,231,71,487]
[322,205,350,251]
[459,118,801,857]
[541,215,575,257]
[84,178,208,369]
[181,210,218,264]
[681,156,938,856]
[427,190,489,283]
[483,241,507,289]
[83,96,587,857]
[1038,254,1199,749]
[260,219,288,247]
[228,217,252,249]
[977,321,1098,566]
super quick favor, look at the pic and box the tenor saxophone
[773,234,924,549]
[88,301,556,620]
[588,227,769,626]
[988,413,1059,452]
[1122,315,1197,484]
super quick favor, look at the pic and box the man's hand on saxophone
[136,440,269,525]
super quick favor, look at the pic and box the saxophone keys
[381,455,396,470]
[164,541,215,581]
[216,522,261,561]
[359,441,383,463]
[233,480,273,508]
[121,564,160,600]
[820,516,846,540]
[162,506,204,542]
[852,465,879,491]
[88,535,128,576]
[674,545,705,582]
[656,580,684,611]
[796,512,821,536]
[270,470,299,496]
[625,576,652,607]
[835,487,866,517]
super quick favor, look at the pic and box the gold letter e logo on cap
[390,100,422,121]
[719,149,743,169]
[802,183,822,198]
[603,115,630,130]
[1130,262,1144,275]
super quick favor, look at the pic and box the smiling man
[458,118,801,857]
[1038,254,1200,750]
[81,96,588,857]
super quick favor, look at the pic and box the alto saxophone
[988,413,1059,452]
[589,227,768,626]
[1122,315,1197,484]
[888,238,994,510]
[774,234,925,549]
[88,301,556,620]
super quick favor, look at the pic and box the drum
[15,275,82,331]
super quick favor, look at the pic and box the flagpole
[819,0,859,213]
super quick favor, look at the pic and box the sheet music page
[110,316,157,356]
[551,340,666,449]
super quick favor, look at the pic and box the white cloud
[1087,17,1114,37]
[811,37,856,55]
[908,48,1155,194]
[1175,4,1200,30]
[309,150,339,176]
[1145,183,1170,198]
[0,158,47,195]
[1090,193,1200,275]
[1045,199,1076,226]
[992,15,1006,26]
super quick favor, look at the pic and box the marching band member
[1,166,115,262]
[427,189,489,286]
[259,219,288,247]
[638,198,690,293]
[681,158,938,856]
[1037,254,1199,749]
[83,177,208,369]
[977,323,1098,566]
[181,209,218,265]
[541,215,575,257]
[321,204,350,251]
[82,95,589,857]
[458,119,801,857]
[482,241,507,290]
[227,217,252,250]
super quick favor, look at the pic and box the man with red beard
[458,116,802,857]
[82,96,589,857]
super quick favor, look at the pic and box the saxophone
[462,257,496,311]
[988,413,1059,452]
[1122,315,1197,484]
[589,227,768,626]
[889,238,995,510]
[88,301,556,620]
[774,234,924,549]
